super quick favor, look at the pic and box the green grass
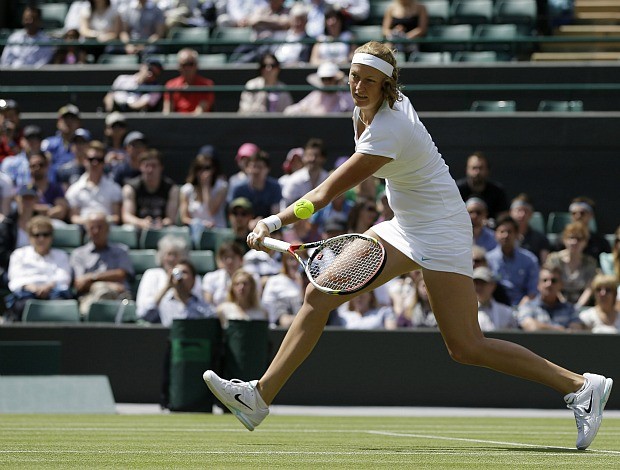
[0,414,619,468]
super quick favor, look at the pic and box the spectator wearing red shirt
[163,48,215,114]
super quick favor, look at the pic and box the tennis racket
[261,234,386,295]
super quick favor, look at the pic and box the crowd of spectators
[0,3,618,333]
[0,92,618,332]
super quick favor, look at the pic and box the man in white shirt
[65,141,122,225]
[474,266,518,331]
[1,5,55,68]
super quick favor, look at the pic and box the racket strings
[308,237,385,292]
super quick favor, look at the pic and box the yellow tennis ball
[294,199,314,219]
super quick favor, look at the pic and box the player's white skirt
[371,210,473,278]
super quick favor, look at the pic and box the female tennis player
[204,41,612,450]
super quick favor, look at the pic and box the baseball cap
[307,62,345,88]
[72,128,92,143]
[105,111,127,127]
[123,131,147,147]
[283,147,303,173]
[58,104,80,118]
[17,184,38,198]
[230,197,253,211]
[472,266,495,283]
[198,144,216,158]
[144,57,164,70]
[236,142,259,162]
[23,125,42,139]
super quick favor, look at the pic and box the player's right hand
[247,222,269,251]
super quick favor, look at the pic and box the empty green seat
[188,250,216,275]
[450,0,493,26]
[537,100,584,112]
[128,249,159,274]
[22,299,80,323]
[470,100,516,112]
[86,299,137,323]
[52,224,83,248]
[198,228,236,251]
[452,51,498,62]
[139,227,192,249]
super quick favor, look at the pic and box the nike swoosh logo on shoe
[584,391,593,414]
[234,394,253,411]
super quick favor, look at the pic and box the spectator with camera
[140,260,215,327]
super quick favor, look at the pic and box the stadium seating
[450,0,494,26]
[529,211,546,234]
[410,51,452,63]
[22,299,81,323]
[97,54,140,65]
[210,27,253,56]
[421,0,451,26]
[198,228,236,251]
[493,0,538,28]
[128,249,159,275]
[40,3,69,30]
[168,27,210,53]
[52,224,83,249]
[452,51,499,62]
[108,225,139,249]
[424,24,473,52]
[349,25,384,44]
[86,299,137,323]
[472,23,519,56]
[537,100,584,112]
[188,250,216,275]
[139,226,192,250]
[547,211,597,233]
[469,100,517,112]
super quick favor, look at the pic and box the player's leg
[422,269,583,392]
[203,234,418,430]
[257,237,419,404]
[423,269,613,449]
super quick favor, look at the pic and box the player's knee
[445,337,486,365]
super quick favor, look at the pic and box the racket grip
[262,237,291,253]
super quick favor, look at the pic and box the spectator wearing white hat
[283,62,353,115]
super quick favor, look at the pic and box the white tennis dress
[354,94,473,277]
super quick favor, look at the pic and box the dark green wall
[0,325,618,409]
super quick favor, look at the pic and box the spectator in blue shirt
[486,215,539,306]
[230,151,282,220]
[467,197,497,252]
[517,266,584,331]
[0,5,55,68]
[42,105,82,184]
[0,125,44,188]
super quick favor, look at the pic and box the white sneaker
[565,372,613,450]
[203,370,269,431]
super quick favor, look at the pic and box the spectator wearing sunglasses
[4,216,73,322]
[65,141,122,226]
[163,48,215,115]
[180,147,228,245]
[517,266,583,332]
[238,53,294,114]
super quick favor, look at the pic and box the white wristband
[259,215,282,233]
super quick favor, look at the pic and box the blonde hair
[353,41,402,108]
[227,269,259,309]
[591,273,619,295]
[27,215,53,236]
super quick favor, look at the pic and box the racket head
[304,233,386,295]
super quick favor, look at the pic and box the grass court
[1,413,619,468]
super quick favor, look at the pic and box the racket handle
[262,237,291,253]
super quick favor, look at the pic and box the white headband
[351,53,394,78]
